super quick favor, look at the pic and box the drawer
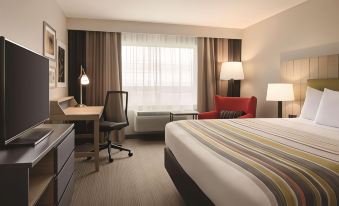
[55,151,74,202]
[56,130,75,173]
[58,173,74,206]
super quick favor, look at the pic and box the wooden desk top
[50,106,104,121]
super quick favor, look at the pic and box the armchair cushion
[220,110,245,119]
[198,111,219,119]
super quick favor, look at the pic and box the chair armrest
[198,111,219,119]
[239,113,254,119]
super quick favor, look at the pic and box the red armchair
[198,96,257,119]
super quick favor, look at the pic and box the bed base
[164,147,214,206]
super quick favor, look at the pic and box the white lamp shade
[220,62,244,80]
[81,74,90,85]
[266,83,294,101]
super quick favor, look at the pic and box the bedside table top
[170,111,198,115]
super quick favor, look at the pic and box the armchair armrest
[239,113,254,119]
[198,111,219,119]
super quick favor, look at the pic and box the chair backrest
[214,96,257,117]
[103,91,129,126]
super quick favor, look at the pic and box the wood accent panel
[328,55,339,78]
[281,54,339,117]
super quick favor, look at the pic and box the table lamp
[266,83,294,118]
[77,65,89,107]
[220,62,244,97]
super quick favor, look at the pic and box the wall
[67,18,242,39]
[0,0,68,100]
[242,0,339,117]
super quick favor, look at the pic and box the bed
[164,80,339,206]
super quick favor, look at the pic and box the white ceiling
[56,0,307,29]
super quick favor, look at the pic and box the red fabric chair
[198,96,257,119]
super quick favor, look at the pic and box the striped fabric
[219,110,245,119]
[175,119,339,206]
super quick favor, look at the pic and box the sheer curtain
[122,33,197,111]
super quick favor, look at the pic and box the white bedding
[165,118,339,206]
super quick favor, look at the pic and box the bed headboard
[307,79,339,91]
[280,54,339,117]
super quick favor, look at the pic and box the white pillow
[300,87,323,120]
[314,88,339,128]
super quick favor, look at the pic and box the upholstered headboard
[307,79,339,91]
[281,54,339,117]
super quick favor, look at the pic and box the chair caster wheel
[109,158,113,162]
[128,152,133,157]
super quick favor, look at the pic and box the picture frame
[43,21,56,60]
[57,40,67,87]
[49,68,56,88]
[49,61,56,88]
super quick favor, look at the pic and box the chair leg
[96,130,133,161]
[110,144,133,157]
[107,139,113,162]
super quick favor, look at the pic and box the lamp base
[76,104,87,107]
[227,79,241,97]
[278,101,282,118]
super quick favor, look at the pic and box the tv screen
[0,37,49,145]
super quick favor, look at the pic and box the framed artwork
[49,68,56,88]
[43,21,56,60]
[49,61,56,88]
[57,40,67,87]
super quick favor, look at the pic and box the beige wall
[0,0,67,100]
[67,18,242,39]
[242,0,339,117]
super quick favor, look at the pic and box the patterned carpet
[71,138,185,206]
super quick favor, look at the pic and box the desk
[50,97,103,172]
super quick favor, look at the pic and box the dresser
[0,124,74,206]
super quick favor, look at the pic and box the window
[122,33,197,111]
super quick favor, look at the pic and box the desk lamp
[77,65,89,107]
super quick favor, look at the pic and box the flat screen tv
[0,36,50,146]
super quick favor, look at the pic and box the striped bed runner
[175,119,339,206]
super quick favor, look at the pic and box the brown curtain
[197,37,229,112]
[85,31,125,142]
[85,31,122,105]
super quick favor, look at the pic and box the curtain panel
[85,31,122,106]
[85,31,124,142]
[68,30,87,105]
[197,38,242,112]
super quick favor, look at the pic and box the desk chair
[100,91,133,162]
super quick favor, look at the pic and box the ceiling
[56,0,307,29]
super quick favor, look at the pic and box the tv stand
[9,127,54,146]
[0,124,74,206]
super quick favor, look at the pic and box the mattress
[165,118,339,206]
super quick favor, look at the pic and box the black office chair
[99,91,133,162]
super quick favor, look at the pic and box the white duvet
[165,118,339,206]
